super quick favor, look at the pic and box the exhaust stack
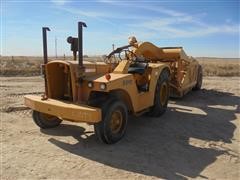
[78,22,87,67]
[42,27,50,99]
[76,22,87,103]
[42,27,50,64]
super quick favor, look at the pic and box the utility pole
[55,36,58,58]
[112,44,115,51]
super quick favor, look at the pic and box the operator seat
[128,56,148,75]
[128,36,149,75]
[128,62,148,75]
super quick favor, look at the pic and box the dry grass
[0,56,239,76]
[196,57,240,76]
[0,56,101,76]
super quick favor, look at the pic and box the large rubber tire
[32,110,62,129]
[193,65,203,91]
[147,69,169,117]
[94,99,128,144]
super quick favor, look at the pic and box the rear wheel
[94,99,128,144]
[193,65,203,90]
[147,69,169,117]
[32,111,62,129]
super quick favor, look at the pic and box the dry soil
[1,76,239,179]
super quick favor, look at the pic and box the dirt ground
[1,76,239,180]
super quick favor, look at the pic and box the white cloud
[55,1,239,39]
[98,0,239,37]
[56,5,151,20]
[97,0,117,4]
[55,6,117,26]
[162,25,239,38]
[55,6,151,26]
[138,5,208,27]
[115,4,239,38]
[99,1,190,18]
[140,5,187,17]
[58,6,106,18]
[51,0,69,5]
[129,18,239,39]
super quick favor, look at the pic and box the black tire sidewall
[94,99,128,144]
[32,110,62,129]
[148,69,169,116]
[193,65,203,90]
[197,65,203,88]
[156,71,169,108]
[104,101,128,143]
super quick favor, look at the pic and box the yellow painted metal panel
[94,63,169,112]
[24,95,101,123]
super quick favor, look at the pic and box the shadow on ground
[41,89,239,179]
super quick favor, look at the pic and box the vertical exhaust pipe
[78,22,87,68]
[42,27,50,99]
[76,22,87,103]
[42,27,50,64]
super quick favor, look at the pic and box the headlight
[88,81,93,88]
[100,83,106,90]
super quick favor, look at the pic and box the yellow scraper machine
[24,21,202,144]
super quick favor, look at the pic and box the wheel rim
[160,82,168,106]
[110,110,123,134]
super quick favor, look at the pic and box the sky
[1,0,239,58]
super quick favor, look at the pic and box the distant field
[0,56,43,76]
[0,56,101,76]
[197,57,240,76]
[0,56,239,76]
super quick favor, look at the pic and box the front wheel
[94,99,128,144]
[32,111,62,129]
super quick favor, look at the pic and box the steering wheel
[104,44,146,64]
[117,48,138,61]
